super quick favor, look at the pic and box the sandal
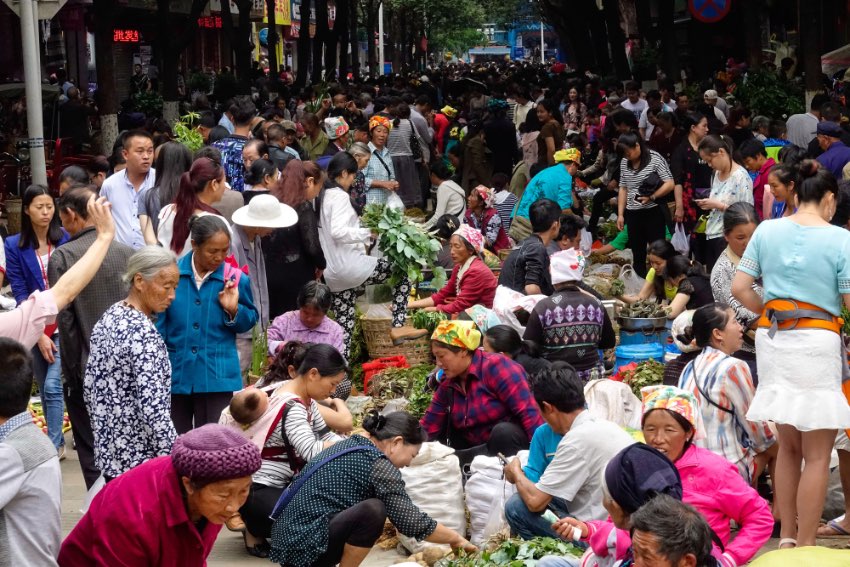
[817,519,850,538]
[242,532,270,558]
[778,538,797,549]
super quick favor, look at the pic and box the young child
[229,388,270,429]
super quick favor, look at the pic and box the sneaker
[58,446,66,461]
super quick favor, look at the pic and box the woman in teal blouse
[157,215,258,433]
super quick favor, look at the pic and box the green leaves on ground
[437,537,583,566]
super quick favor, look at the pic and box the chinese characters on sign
[198,16,223,29]
[113,29,140,43]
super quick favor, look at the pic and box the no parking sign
[689,0,731,23]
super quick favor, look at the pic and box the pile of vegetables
[367,365,435,418]
[362,205,447,289]
[614,359,666,397]
[436,537,582,567]
[619,299,666,318]
[411,309,448,335]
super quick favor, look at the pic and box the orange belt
[758,299,843,335]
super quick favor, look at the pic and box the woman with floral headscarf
[420,320,543,467]
[408,225,497,315]
[641,386,773,567]
[363,114,399,206]
[463,184,511,253]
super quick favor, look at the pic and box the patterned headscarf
[369,114,393,133]
[473,185,496,208]
[431,320,481,351]
[641,385,706,441]
[550,248,586,285]
[323,116,350,140]
[441,105,459,118]
[671,310,699,353]
[554,148,581,163]
[453,224,485,254]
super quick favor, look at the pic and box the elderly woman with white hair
[84,245,180,482]
[523,248,615,382]
[346,141,372,214]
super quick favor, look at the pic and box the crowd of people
[2,59,850,566]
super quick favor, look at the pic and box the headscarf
[431,320,481,351]
[487,98,509,112]
[671,310,699,353]
[603,444,682,515]
[641,385,706,441]
[473,184,495,208]
[550,248,586,285]
[554,148,581,164]
[441,105,458,118]
[453,224,485,254]
[369,114,393,133]
[323,116,350,140]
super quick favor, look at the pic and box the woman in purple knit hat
[58,424,262,567]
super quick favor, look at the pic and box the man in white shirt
[99,130,156,249]
[703,90,728,126]
[513,90,536,130]
[639,90,672,140]
[503,367,635,539]
[786,93,830,148]
[620,80,648,122]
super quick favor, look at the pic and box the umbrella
[449,77,489,96]
[0,83,61,103]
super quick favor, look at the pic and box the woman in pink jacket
[640,386,773,567]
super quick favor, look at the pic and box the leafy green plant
[734,70,805,119]
[173,111,205,152]
[134,91,163,117]
[615,359,666,398]
[361,205,447,289]
[305,82,331,114]
[411,309,448,335]
[437,537,582,566]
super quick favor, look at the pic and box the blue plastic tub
[615,343,665,372]
[619,328,670,346]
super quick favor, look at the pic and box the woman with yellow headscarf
[419,320,543,467]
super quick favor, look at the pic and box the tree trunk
[366,3,377,76]
[799,0,821,92]
[93,0,118,154]
[603,0,629,78]
[295,0,312,88]
[657,0,679,80]
[221,0,254,94]
[587,5,611,75]
[159,0,209,125]
[337,0,350,80]
[312,0,329,83]
[349,0,359,79]
[634,0,655,46]
[742,0,762,71]
[323,1,339,80]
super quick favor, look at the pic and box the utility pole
[540,21,544,65]
[378,1,385,75]
[19,0,47,185]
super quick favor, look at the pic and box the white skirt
[751,328,850,431]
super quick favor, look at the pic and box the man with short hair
[738,139,775,220]
[702,90,728,126]
[499,199,562,296]
[58,87,96,147]
[620,81,647,122]
[0,338,62,566]
[806,102,850,159]
[638,90,671,141]
[49,186,134,489]
[99,129,155,249]
[546,213,586,255]
[630,495,717,567]
[300,113,329,161]
[815,121,850,179]
[786,92,830,148]
[503,367,634,539]
[212,95,256,192]
[266,123,296,170]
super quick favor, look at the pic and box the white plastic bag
[672,223,690,256]
[619,264,646,297]
[387,190,405,211]
[579,228,593,256]
[80,475,106,514]
[465,451,528,546]
[398,442,465,554]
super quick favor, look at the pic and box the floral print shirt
[84,302,176,479]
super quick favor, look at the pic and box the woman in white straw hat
[231,194,298,373]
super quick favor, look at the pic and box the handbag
[269,445,373,520]
[637,172,664,197]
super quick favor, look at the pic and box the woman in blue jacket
[4,184,69,451]
[157,215,258,433]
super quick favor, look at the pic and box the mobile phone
[695,187,711,199]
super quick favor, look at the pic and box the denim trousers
[504,492,571,540]
[31,336,65,448]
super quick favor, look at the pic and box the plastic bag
[465,452,528,545]
[363,302,393,319]
[386,190,405,211]
[587,264,620,278]
[81,475,106,513]
[481,482,510,543]
[672,223,690,256]
[619,264,646,297]
[579,228,593,256]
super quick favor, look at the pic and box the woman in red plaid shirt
[420,320,543,467]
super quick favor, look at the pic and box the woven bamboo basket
[361,316,434,365]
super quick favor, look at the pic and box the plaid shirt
[212,135,249,192]
[364,142,395,205]
[421,350,543,446]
